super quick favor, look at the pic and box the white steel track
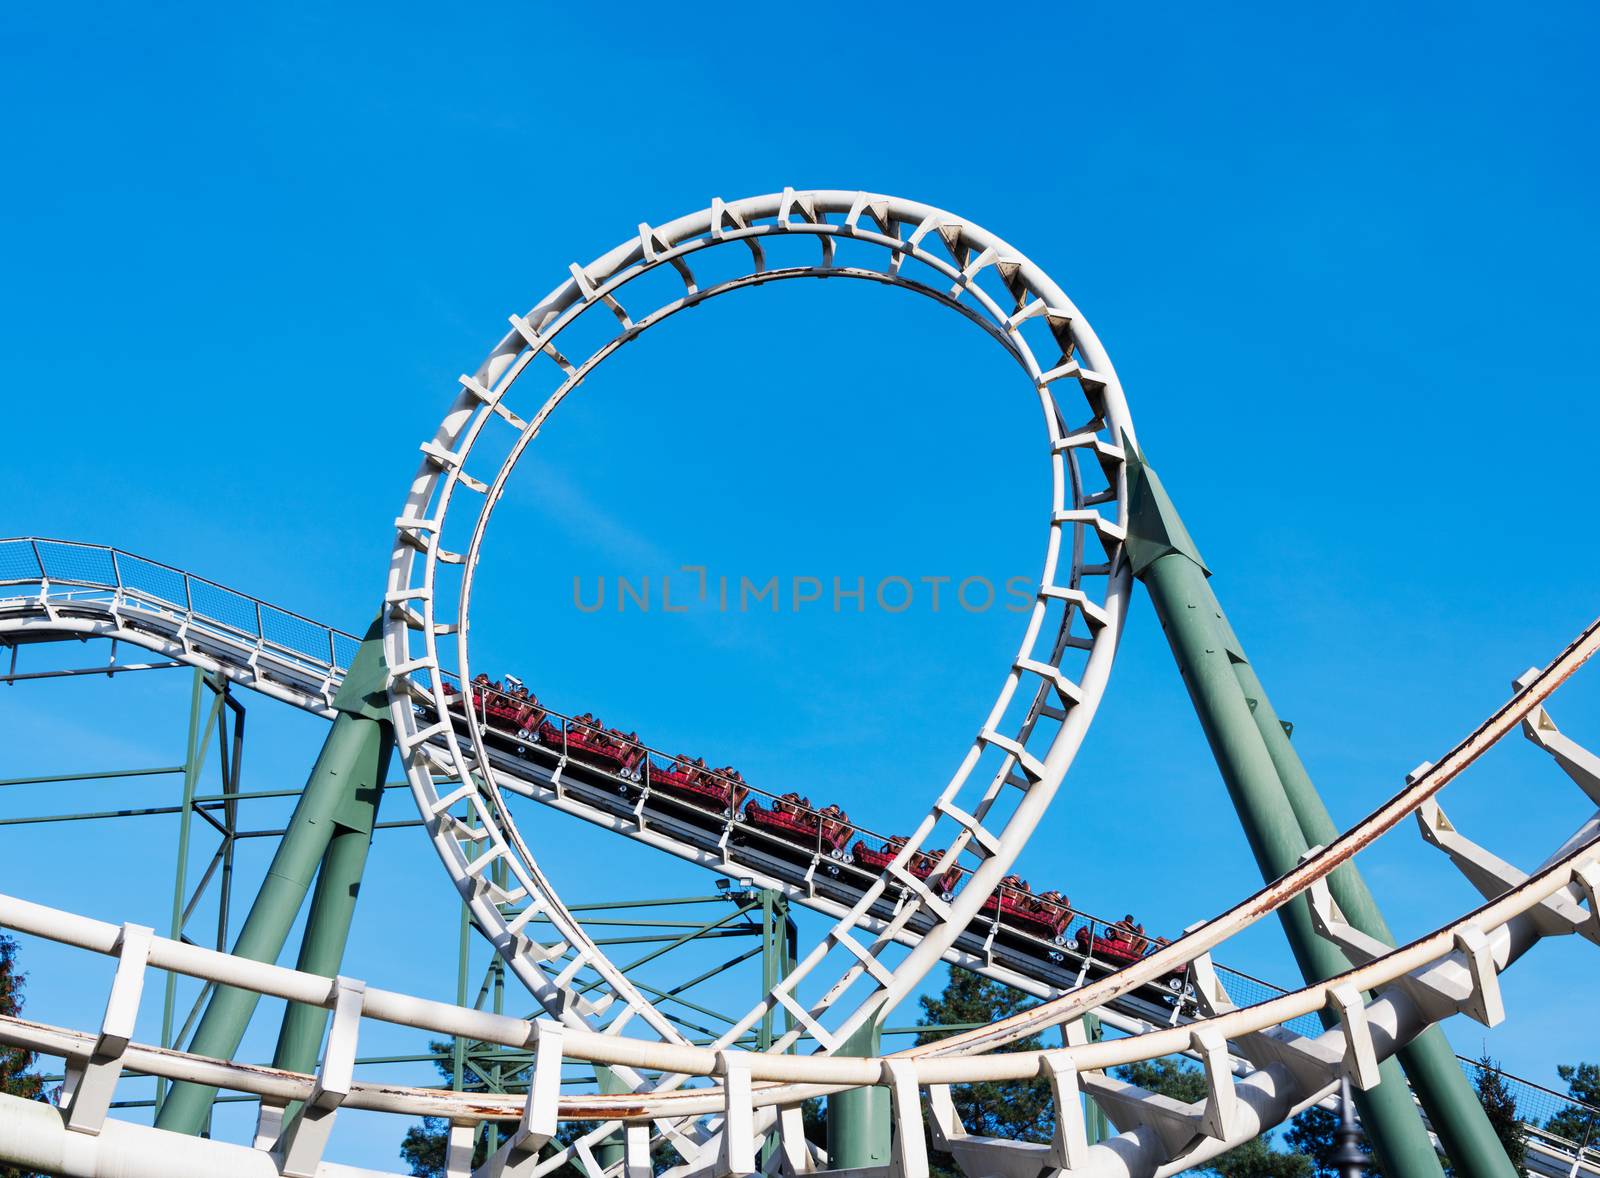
[382,191,1136,1090]
[1,191,1595,1178]
[0,611,1594,1178]
[0,542,1183,1031]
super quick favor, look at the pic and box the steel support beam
[595,1065,628,1175]
[827,1022,889,1170]
[1080,1012,1111,1146]
[1123,442,1446,1178]
[155,619,392,1135]
[270,751,384,1099]
[1226,633,1516,1178]
[158,670,213,1111]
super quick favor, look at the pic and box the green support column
[1122,443,1446,1178]
[1079,1014,1111,1146]
[156,618,393,1135]
[270,754,384,1078]
[757,890,780,1170]
[759,891,778,1054]
[594,1066,628,1176]
[158,670,212,1111]
[1222,614,1515,1178]
[827,1022,889,1170]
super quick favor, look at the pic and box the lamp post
[1335,1077,1369,1178]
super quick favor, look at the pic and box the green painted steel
[155,619,393,1135]
[759,892,777,1053]
[1227,642,1516,1178]
[1080,1013,1111,1146]
[269,745,385,1123]
[1124,443,1447,1178]
[158,670,211,1112]
[594,1066,628,1175]
[827,1022,890,1170]
[0,765,185,788]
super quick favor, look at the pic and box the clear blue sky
[3,1,1599,1169]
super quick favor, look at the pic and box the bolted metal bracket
[1515,671,1600,806]
[64,922,153,1136]
[1415,801,1597,944]
[1083,1072,1205,1157]
[1042,1055,1091,1169]
[276,976,365,1178]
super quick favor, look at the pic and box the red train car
[849,837,962,896]
[534,714,647,779]
[744,794,853,859]
[440,671,1193,1002]
[977,876,1073,943]
[646,757,748,816]
[461,676,545,738]
[1072,925,1191,992]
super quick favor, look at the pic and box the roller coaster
[0,191,1597,1178]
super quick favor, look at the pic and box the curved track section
[0,541,1191,1033]
[382,189,1137,1071]
[0,537,352,717]
[0,615,1595,1178]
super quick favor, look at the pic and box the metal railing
[0,537,1202,1010]
[450,674,1216,1001]
[0,537,361,677]
[6,539,1596,1172]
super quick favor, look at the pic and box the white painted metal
[0,546,1187,1042]
[0,617,1594,1177]
[380,191,1137,1085]
[0,731,1593,1172]
[0,537,350,717]
[2,174,1596,1178]
[61,923,152,1136]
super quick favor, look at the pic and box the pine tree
[399,1040,494,1178]
[1470,1056,1525,1174]
[400,1115,475,1178]
[0,934,45,1178]
[911,971,1324,1178]
[400,1041,666,1177]
[0,935,41,1104]
[1546,1062,1600,1148]
[914,970,1054,1142]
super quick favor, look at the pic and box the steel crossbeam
[0,608,1593,1178]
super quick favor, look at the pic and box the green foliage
[0,935,42,1103]
[402,1110,613,1178]
[913,970,1053,1178]
[397,1041,811,1176]
[911,975,1322,1178]
[1547,1061,1600,1147]
[399,1115,606,1178]
[1470,1057,1525,1173]
[1116,1057,1206,1103]
[400,1038,517,1177]
[800,1096,825,1146]
[914,970,1054,1143]
[1117,1057,1314,1178]
[1282,1104,1378,1178]
[400,1116,485,1178]
[0,934,45,1178]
